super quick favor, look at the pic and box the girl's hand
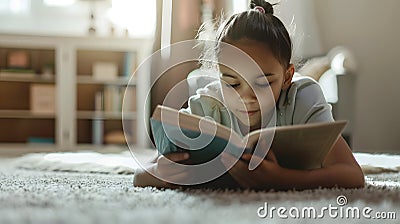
[220,150,283,190]
[134,152,191,188]
[155,152,192,184]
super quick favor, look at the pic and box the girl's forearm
[276,163,365,190]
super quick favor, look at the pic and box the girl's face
[219,39,294,131]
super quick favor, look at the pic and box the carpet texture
[1,152,399,224]
[0,167,399,224]
[10,150,400,175]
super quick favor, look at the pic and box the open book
[150,105,347,170]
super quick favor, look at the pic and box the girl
[134,0,364,190]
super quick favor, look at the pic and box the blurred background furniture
[299,46,357,147]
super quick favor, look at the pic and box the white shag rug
[10,150,400,175]
[1,151,399,224]
[0,166,399,224]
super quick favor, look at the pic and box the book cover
[123,52,136,77]
[92,119,104,145]
[103,85,124,112]
[94,91,104,112]
[150,105,347,169]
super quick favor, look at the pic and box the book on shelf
[93,91,104,145]
[150,105,347,169]
[123,52,136,77]
[92,119,104,145]
[94,91,104,112]
[103,85,121,112]
[102,85,136,113]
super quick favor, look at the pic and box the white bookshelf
[76,111,137,120]
[0,33,152,150]
[0,76,55,83]
[0,110,55,119]
[76,76,136,86]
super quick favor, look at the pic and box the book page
[268,121,347,169]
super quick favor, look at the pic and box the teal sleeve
[151,93,231,155]
[151,78,235,156]
[150,96,209,155]
[151,118,182,155]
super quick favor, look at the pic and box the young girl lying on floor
[134,0,364,190]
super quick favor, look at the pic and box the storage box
[7,50,30,69]
[30,84,56,114]
[92,62,118,81]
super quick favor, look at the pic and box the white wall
[313,0,400,152]
[222,0,324,58]
[0,1,153,38]
[0,1,102,36]
[275,0,323,58]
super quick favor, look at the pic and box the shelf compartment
[76,50,137,78]
[0,47,56,76]
[0,110,55,119]
[77,84,136,112]
[0,118,55,143]
[77,119,136,145]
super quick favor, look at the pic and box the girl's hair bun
[250,0,274,15]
